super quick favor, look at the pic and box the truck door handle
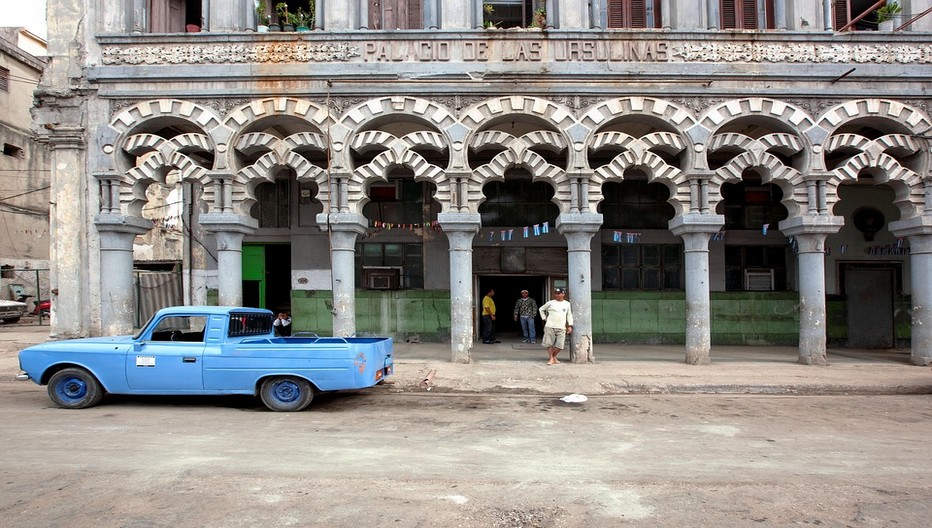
[183,357,197,363]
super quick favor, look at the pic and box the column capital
[669,213,724,237]
[437,212,481,232]
[779,215,844,237]
[556,212,603,234]
[94,213,152,235]
[199,213,258,235]
[315,212,367,233]
[889,216,932,239]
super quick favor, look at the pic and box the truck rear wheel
[260,376,314,412]
[48,368,104,409]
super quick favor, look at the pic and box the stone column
[95,214,152,335]
[316,212,367,337]
[556,212,603,363]
[781,217,843,365]
[670,214,724,365]
[43,128,88,339]
[200,213,258,307]
[889,216,932,365]
[438,212,481,363]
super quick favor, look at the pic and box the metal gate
[134,270,183,328]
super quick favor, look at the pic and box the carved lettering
[463,42,489,62]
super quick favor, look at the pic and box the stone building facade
[35,0,932,365]
[0,29,48,269]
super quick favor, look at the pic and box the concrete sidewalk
[3,323,931,396]
[389,340,932,396]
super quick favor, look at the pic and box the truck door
[127,315,207,390]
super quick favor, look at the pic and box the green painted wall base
[287,289,911,346]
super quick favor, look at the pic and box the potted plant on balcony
[530,8,546,29]
[256,0,270,32]
[875,1,903,31]
[276,2,294,31]
[483,3,498,29]
[293,8,313,31]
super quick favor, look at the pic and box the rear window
[228,313,274,337]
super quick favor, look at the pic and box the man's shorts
[542,327,567,350]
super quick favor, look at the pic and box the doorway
[477,275,547,341]
[842,263,897,348]
[242,244,292,312]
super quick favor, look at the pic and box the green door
[242,245,265,309]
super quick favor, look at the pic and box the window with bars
[368,0,422,29]
[484,0,544,28]
[602,244,682,291]
[607,0,661,29]
[721,0,775,29]
[0,67,9,92]
[357,242,424,289]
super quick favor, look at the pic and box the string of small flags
[364,220,443,238]
[612,231,643,243]
[489,221,551,242]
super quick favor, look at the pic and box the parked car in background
[0,299,28,323]
[17,306,394,411]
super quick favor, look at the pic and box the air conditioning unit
[365,268,400,290]
[745,269,775,291]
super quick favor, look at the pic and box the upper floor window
[607,0,661,29]
[148,0,203,32]
[0,66,8,92]
[369,0,423,29]
[721,0,775,29]
[833,0,886,31]
[484,0,546,29]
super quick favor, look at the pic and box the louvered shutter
[630,0,647,28]
[406,0,422,29]
[607,0,625,28]
[833,0,850,30]
[742,0,758,29]
[722,0,738,28]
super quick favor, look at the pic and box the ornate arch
[469,129,570,213]
[589,131,687,216]
[120,134,213,217]
[825,133,926,220]
[706,132,806,219]
[347,130,449,216]
[231,131,329,217]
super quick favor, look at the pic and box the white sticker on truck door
[136,356,156,367]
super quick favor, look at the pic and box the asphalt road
[2,381,932,527]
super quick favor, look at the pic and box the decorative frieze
[99,39,932,66]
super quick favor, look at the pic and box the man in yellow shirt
[481,288,500,344]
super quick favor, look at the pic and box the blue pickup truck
[17,306,394,412]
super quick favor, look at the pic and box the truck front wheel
[48,368,104,409]
[260,376,314,412]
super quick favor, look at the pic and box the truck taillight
[375,370,383,381]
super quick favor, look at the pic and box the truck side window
[151,316,207,342]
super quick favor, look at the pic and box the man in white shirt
[539,288,573,365]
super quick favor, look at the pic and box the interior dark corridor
[478,275,547,340]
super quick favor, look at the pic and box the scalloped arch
[698,98,815,136]
[581,97,697,133]
[814,99,932,136]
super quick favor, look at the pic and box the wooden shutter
[630,0,647,28]
[370,0,423,29]
[608,0,657,28]
[406,0,423,29]
[369,0,383,29]
[833,0,850,30]
[742,0,758,29]
[722,0,760,29]
[721,0,737,28]
[607,0,625,28]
